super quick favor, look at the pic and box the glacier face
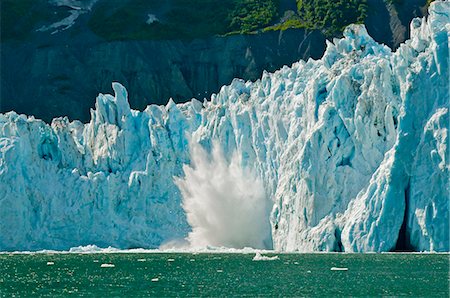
[0,2,448,252]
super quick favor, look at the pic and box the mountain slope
[1,0,431,122]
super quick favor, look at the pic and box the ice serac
[0,2,448,252]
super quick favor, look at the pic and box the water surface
[0,253,448,296]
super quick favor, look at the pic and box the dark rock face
[1,29,326,122]
[365,0,427,48]
[0,0,428,122]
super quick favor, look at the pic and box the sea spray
[175,141,273,249]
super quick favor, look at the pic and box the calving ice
[0,2,448,252]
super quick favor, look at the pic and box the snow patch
[37,0,99,34]
[147,14,159,24]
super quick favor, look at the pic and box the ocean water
[0,253,448,297]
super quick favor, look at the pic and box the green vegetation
[1,0,388,42]
[229,0,279,33]
[263,11,307,32]
[296,0,368,36]
[264,18,306,32]
[88,0,280,40]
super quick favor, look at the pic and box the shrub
[229,0,279,33]
[296,0,368,36]
[88,0,279,40]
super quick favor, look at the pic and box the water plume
[175,141,273,249]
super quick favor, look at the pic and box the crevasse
[0,2,448,252]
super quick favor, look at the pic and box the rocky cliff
[0,0,430,122]
[1,29,326,122]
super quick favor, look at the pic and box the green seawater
[0,253,448,297]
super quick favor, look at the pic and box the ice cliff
[0,2,448,252]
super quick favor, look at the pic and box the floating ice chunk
[100,263,115,268]
[151,278,159,282]
[137,258,146,262]
[330,267,348,271]
[252,252,279,261]
[46,261,54,266]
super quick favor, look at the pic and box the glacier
[0,2,448,252]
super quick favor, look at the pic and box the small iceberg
[100,263,115,268]
[252,252,279,261]
[137,258,146,262]
[330,267,348,271]
[46,261,54,266]
[151,277,159,282]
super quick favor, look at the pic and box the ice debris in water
[252,252,279,261]
[330,267,348,271]
[100,263,115,268]
[0,2,448,253]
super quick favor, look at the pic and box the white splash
[175,141,272,249]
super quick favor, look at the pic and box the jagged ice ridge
[0,2,448,252]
